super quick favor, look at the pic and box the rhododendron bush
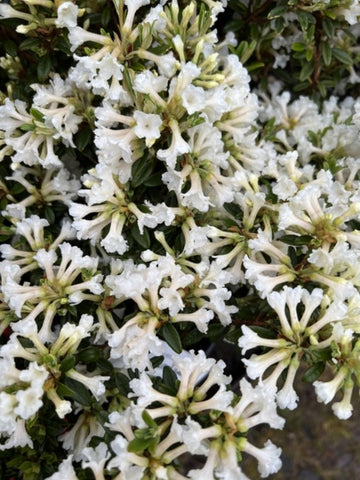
[0,0,359,478]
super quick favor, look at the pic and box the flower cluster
[0,0,359,478]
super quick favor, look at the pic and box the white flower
[66,369,109,401]
[238,325,289,354]
[332,381,354,419]
[108,316,163,371]
[123,0,151,31]
[133,110,162,147]
[240,439,282,478]
[14,387,43,420]
[181,84,206,114]
[157,118,190,168]
[81,442,110,477]
[44,455,79,480]
[313,367,348,405]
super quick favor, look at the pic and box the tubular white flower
[239,439,282,478]
[243,348,292,380]
[157,118,190,168]
[44,455,79,480]
[123,0,151,32]
[313,367,348,405]
[238,325,289,354]
[133,111,162,147]
[66,369,109,401]
[332,378,354,419]
[56,2,79,28]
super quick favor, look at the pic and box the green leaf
[75,127,92,151]
[279,234,314,246]
[143,172,163,187]
[30,108,45,122]
[162,366,178,391]
[59,377,93,405]
[321,42,332,66]
[3,39,17,57]
[310,347,332,362]
[60,355,76,373]
[332,48,352,66]
[160,322,182,353]
[274,17,285,33]
[128,436,157,453]
[142,410,157,428]
[101,5,111,26]
[299,61,314,81]
[207,323,227,342]
[267,6,287,19]
[301,362,325,383]
[130,223,151,249]
[131,156,154,187]
[19,123,36,132]
[19,37,41,51]
[76,347,101,364]
[123,65,136,99]
[115,372,130,396]
[37,54,52,81]
[291,42,306,52]
[322,17,334,38]
[298,11,315,30]
[247,61,264,72]
[181,327,205,346]
[44,205,56,224]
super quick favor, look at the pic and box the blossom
[56,2,79,28]
[133,110,163,147]
[44,456,79,480]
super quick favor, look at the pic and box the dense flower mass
[0,0,359,478]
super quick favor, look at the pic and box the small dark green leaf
[310,347,332,362]
[128,436,156,453]
[77,347,101,364]
[301,362,325,383]
[321,42,332,66]
[207,323,227,342]
[130,223,151,249]
[332,48,352,66]
[291,42,306,52]
[37,54,52,81]
[44,206,56,224]
[60,377,93,405]
[267,6,287,19]
[299,61,314,81]
[322,17,334,38]
[298,11,315,30]
[60,355,76,373]
[181,327,205,346]
[123,66,136,99]
[74,127,92,151]
[131,157,153,187]
[142,410,157,428]
[162,365,178,390]
[143,172,163,187]
[247,61,264,72]
[30,108,45,122]
[3,39,17,57]
[161,322,182,353]
[19,123,36,132]
[101,5,111,26]
[274,17,285,33]
[115,372,130,395]
[279,234,314,246]
[19,37,41,51]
